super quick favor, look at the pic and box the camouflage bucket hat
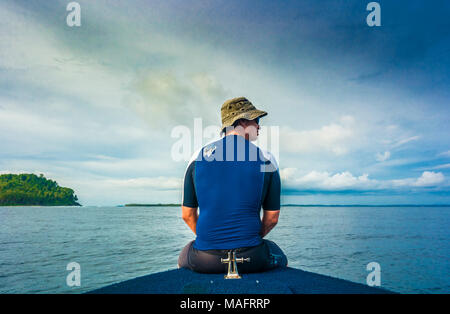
[221,97,267,130]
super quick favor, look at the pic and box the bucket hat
[221,97,267,130]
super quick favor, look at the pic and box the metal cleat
[221,250,250,279]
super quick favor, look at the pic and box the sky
[1,0,449,205]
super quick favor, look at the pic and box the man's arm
[182,205,198,235]
[260,209,280,238]
[260,157,281,238]
[181,156,198,235]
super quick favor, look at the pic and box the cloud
[0,1,230,132]
[431,163,450,170]
[0,103,154,158]
[391,171,445,188]
[62,157,175,177]
[61,175,183,206]
[280,115,355,155]
[0,106,73,139]
[380,135,421,148]
[414,171,445,187]
[104,177,182,190]
[0,3,127,110]
[414,163,450,171]
[376,151,391,162]
[126,71,228,128]
[438,150,450,157]
[280,168,378,191]
[281,168,446,193]
[1,1,449,205]
[391,136,421,148]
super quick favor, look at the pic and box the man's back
[183,134,280,250]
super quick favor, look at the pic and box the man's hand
[181,205,198,235]
[260,210,280,238]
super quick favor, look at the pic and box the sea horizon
[107,203,450,207]
[3,203,450,208]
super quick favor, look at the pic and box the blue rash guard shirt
[182,134,281,250]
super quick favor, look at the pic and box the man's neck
[225,130,249,141]
[225,130,241,137]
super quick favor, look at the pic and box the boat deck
[87,267,394,294]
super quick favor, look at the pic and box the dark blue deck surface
[88,267,394,294]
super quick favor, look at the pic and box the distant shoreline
[123,203,181,207]
[120,203,450,207]
[281,204,450,207]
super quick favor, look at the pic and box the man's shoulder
[258,147,279,171]
[187,137,223,165]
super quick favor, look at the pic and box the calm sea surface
[0,206,448,294]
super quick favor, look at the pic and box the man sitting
[178,97,287,274]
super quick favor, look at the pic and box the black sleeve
[182,161,198,208]
[261,168,281,211]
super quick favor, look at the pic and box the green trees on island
[0,173,81,206]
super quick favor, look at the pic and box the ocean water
[0,206,448,294]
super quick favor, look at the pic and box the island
[0,173,81,206]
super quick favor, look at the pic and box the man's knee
[263,239,288,268]
[178,240,194,269]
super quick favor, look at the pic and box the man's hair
[221,118,246,136]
